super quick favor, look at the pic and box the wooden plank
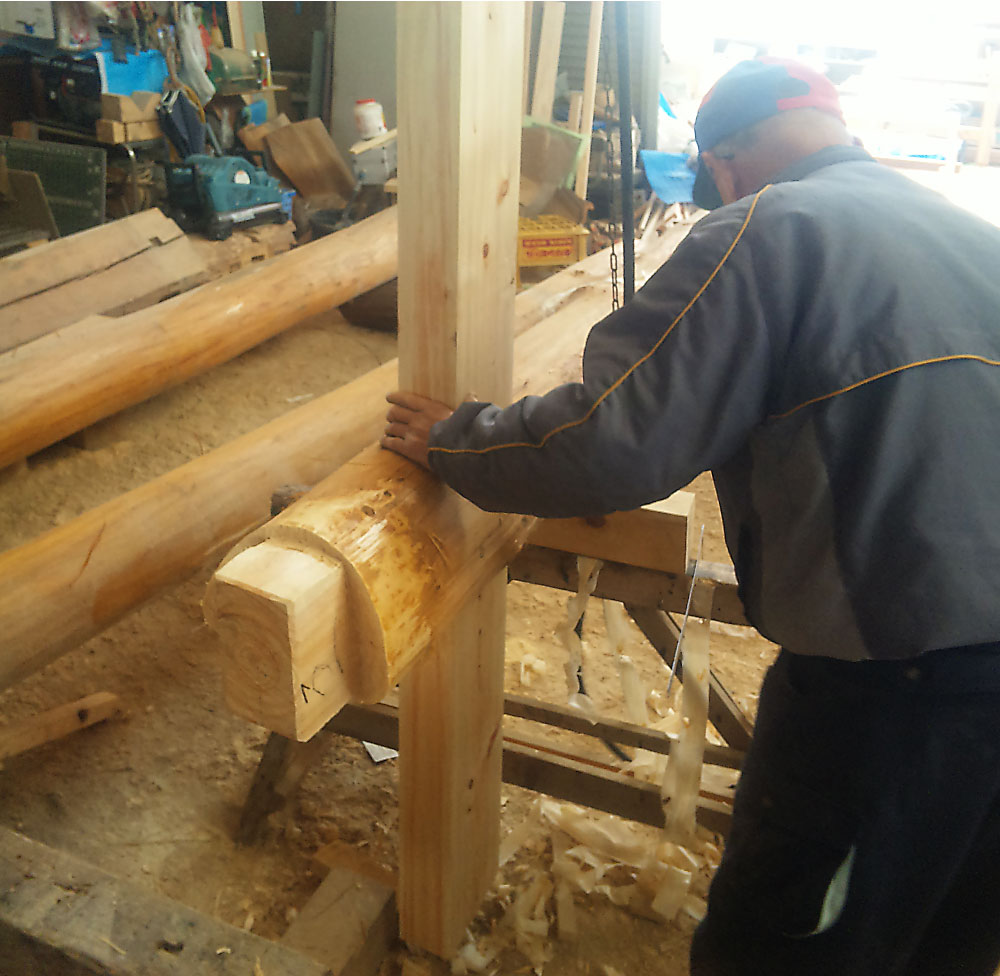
[325,702,732,837]
[508,545,751,625]
[95,119,163,144]
[574,1,603,198]
[504,692,743,769]
[0,692,122,760]
[0,234,209,352]
[0,168,58,245]
[265,118,356,207]
[530,1,565,123]
[236,689,743,846]
[281,867,396,976]
[529,489,694,575]
[239,112,291,154]
[0,208,183,309]
[100,91,161,123]
[0,209,181,307]
[395,5,524,955]
[0,827,330,976]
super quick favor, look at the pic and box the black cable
[614,2,635,302]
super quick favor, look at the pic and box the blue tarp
[640,150,696,204]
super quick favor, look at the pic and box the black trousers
[691,645,1000,976]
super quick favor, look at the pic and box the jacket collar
[770,143,876,186]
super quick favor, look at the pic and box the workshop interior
[0,3,998,975]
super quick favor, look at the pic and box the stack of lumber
[95,91,163,144]
[0,209,299,355]
[0,209,207,353]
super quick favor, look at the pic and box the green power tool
[165,155,292,240]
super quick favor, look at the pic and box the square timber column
[395,1,524,956]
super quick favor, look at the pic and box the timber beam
[508,545,751,626]
[0,217,691,697]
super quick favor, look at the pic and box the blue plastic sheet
[640,150,696,204]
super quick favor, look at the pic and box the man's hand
[381,391,456,470]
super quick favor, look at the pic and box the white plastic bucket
[354,99,387,139]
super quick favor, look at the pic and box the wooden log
[204,286,620,741]
[0,225,690,696]
[0,692,122,760]
[0,206,398,471]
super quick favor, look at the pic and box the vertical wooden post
[523,1,535,117]
[396,2,523,957]
[574,1,604,199]
[976,53,1000,168]
[529,1,565,123]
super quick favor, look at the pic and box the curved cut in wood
[207,542,352,741]
[206,445,533,739]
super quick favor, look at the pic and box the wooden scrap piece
[265,118,356,208]
[239,112,292,154]
[0,692,122,761]
[281,867,397,976]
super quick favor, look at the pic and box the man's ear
[702,151,739,207]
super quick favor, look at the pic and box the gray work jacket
[428,145,1000,660]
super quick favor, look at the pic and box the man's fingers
[383,420,412,439]
[385,403,419,425]
[386,390,444,411]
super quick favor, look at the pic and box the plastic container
[354,99,387,140]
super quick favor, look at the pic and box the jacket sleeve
[427,191,780,518]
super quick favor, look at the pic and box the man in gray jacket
[383,58,1000,976]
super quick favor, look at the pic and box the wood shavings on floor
[450,797,719,975]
